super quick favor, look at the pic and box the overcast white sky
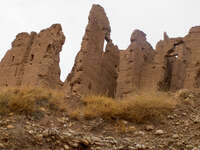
[0,0,200,81]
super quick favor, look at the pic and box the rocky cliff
[0,24,65,88]
[0,4,200,98]
[116,30,155,98]
[143,27,200,92]
[63,4,119,97]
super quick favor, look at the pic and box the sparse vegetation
[70,91,177,123]
[0,87,177,123]
[0,87,66,116]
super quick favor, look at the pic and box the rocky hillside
[0,88,200,150]
[0,3,200,150]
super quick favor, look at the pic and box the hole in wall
[195,69,200,88]
[103,40,107,52]
[30,54,34,61]
[47,44,51,53]
[12,56,15,62]
[196,61,200,66]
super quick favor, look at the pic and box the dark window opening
[130,49,134,52]
[47,44,51,53]
[30,54,34,61]
[12,56,15,62]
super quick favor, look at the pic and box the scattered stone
[193,117,200,123]
[121,120,128,125]
[172,134,179,139]
[63,144,70,150]
[155,130,164,135]
[80,138,90,146]
[167,115,174,119]
[182,113,187,116]
[68,141,78,148]
[135,131,145,136]
[186,144,194,149]
[128,126,136,132]
[145,125,154,131]
[117,146,126,150]
[9,113,14,116]
[7,125,14,129]
[128,146,135,150]
[192,147,199,150]
[135,144,146,149]
[0,143,4,148]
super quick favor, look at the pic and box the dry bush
[120,91,177,122]
[70,91,177,123]
[0,87,66,116]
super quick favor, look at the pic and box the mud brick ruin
[1,4,200,98]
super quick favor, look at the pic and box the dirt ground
[0,92,200,150]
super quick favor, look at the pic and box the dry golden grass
[70,91,177,123]
[0,87,177,123]
[0,87,66,116]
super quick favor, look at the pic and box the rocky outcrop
[154,36,188,91]
[1,4,200,98]
[142,34,187,91]
[64,5,200,98]
[0,24,65,88]
[0,32,35,87]
[182,26,200,89]
[116,30,155,98]
[140,26,200,92]
[63,4,119,97]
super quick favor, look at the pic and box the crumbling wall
[151,36,186,91]
[183,26,200,89]
[101,41,119,97]
[0,32,35,87]
[64,4,119,97]
[0,24,65,88]
[141,31,193,92]
[21,24,65,88]
[1,4,200,98]
[116,27,200,97]
[146,27,200,92]
[116,30,155,98]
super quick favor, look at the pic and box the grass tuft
[0,87,66,116]
[70,91,176,123]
